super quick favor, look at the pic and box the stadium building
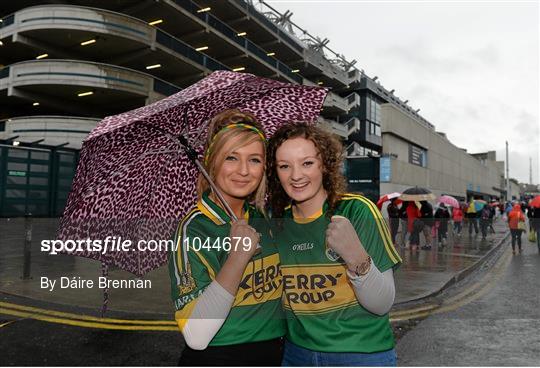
[0,0,507,216]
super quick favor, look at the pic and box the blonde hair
[197,109,267,212]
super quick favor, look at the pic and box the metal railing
[0,14,14,29]
[173,0,302,83]
[153,79,181,96]
[231,0,305,53]
[346,117,360,135]
[156,30,228,71]
[0,67,9,79]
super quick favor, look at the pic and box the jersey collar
[289,201,329,224]
[197,191,249,225]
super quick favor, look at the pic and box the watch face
[325,248,342,262]
[358,257,372,275]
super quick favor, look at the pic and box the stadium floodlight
[81,39,96,46]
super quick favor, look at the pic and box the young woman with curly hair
[267,123,402,366]
[168,109,285,366]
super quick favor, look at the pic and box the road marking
[391,247,512,321]
[0,301,175,325]
[390,304,439,318]
[0,306,178,331]
[433,248,512,315]
[0,320,18,328]
[0,246,512,330]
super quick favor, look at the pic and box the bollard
[22,213,33,279]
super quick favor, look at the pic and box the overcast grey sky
[266,0,539,185]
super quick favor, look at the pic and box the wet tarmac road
[0,216,525,366]
[396,239,540,366]
[0,319,183,366]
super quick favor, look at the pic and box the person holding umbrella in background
[420,201,434,250]
[466,199,479,236]
[168,110,285,365]
[387,198,401,246]
[434,203,450,247]
[479,204,491,240]
[452,205,464,236]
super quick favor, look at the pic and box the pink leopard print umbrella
[57,70,328,276]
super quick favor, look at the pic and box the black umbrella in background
[400,186,436,201]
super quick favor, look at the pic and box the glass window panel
[58,178,74,187]
[6,189,26,198]
[7,176,26,185]
[8,149,28,158]
[30,164,49,173]
[28,190,48,199]
[29,177,48,186]
[31,151,49,160]
[59,154,75,163]
[7,162,27,171]
[7,204,26,213]
[59,166,74,175]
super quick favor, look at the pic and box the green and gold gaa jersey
[168,191,285,346]
[276,193,402,353]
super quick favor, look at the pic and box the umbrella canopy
[489,201,500,207]
[437,195,459,208]
[529,195,540,208]
[400,186,436,201]
[376,192,401,209]
[474,200,487,211]
[57,70,328,276]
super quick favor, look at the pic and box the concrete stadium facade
[0,0,508,212]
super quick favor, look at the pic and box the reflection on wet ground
[0,217,511,314]
[393,218,509,303]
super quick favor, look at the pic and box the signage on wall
[408,144,426,167]
[380,157,391,182]
[8,170,26,177]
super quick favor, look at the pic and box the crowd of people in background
[385,196,540,254]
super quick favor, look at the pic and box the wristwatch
[349,256,372,277]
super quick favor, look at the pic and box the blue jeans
[282,340,397,367]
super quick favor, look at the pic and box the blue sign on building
[467,183,473,191]
[380,157,391,182]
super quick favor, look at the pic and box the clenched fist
[229,219,260,262]
[326,215,369,268]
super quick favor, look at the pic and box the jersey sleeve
[344,196,402,272]
[168,211,218,329]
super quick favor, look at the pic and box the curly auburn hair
[266,123,346,218]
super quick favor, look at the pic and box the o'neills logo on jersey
[292,242,314,251]
[234,253,282,307]
[282,264,358,314]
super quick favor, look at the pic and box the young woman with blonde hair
[168,109,284,366]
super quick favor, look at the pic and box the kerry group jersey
[168,192,285,346]
[275,193,402,353]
